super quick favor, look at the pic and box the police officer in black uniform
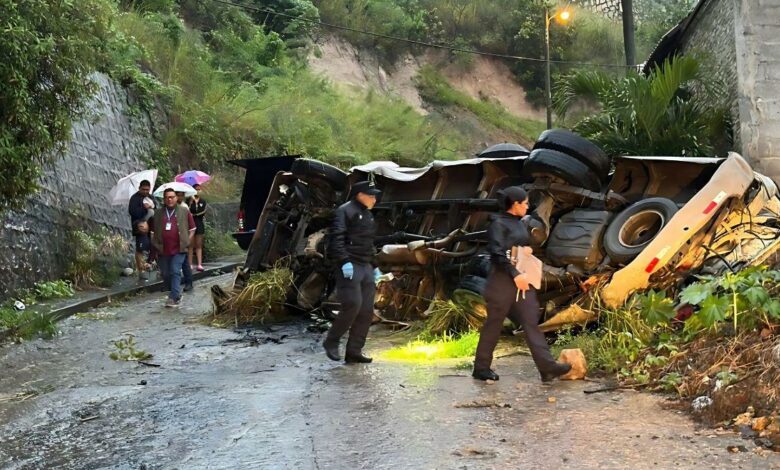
[473,186,572,382]
[323,180,383,363]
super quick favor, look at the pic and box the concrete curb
[1,261,241,341]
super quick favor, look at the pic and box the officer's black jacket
[487,212,530,278]
[329,199,377,265]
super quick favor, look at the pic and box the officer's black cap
[352,180,382,197]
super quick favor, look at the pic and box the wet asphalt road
[1,275,778,469]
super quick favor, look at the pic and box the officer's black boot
[472,368,499,381]
[344,352,373,364]
[323,338,341,361]
[540,362,572,383]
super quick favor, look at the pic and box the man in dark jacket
[323,180,382,363]
[128,180,153,280]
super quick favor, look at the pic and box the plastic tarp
[350,156,528,183]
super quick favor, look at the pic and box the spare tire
[522,148,602,192]
[533,129,610,181]
[603,197,679,265]
[291,159,349,190]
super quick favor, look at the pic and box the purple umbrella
[175,170,211,187]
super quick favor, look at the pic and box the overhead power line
[210,0,633,69]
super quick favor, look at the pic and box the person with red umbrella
[175,171,211,273]
[188,183,208,271]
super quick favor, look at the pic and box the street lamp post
[545,7,552,129]
[544,7,570,129]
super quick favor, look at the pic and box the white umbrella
[108,169,158,206]
[153,181,197,198]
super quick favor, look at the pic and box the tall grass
[115,11,470,170]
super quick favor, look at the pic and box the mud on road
[1,275,778,469]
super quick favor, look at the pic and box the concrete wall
[0,74,162,299]
[674,0,780,180]
[207,202,240,235]
[734,0,780,181]
[678,0,741,149]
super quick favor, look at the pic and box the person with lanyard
[151,188,196,308]
[472,186,572,382]
[175,191,194,292]
[322,180,384,364]
[188,184,208,272]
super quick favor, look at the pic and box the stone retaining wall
[0,74,161,299]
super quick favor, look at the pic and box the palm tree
[553,55,731,157]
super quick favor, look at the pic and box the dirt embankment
[307,35,543,121]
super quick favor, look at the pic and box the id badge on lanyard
[165,208,175,231]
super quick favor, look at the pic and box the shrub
[66,229,130,289]
[0,0,117,213]
[554,55,731,157]
[203,221,242,261]
[34,280,76,300]
[0,306,57,340]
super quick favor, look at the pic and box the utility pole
[621,0,636,69]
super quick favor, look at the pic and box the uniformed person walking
[323,180,383,363]
[473,186,572,382]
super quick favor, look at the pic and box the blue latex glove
[341,262,354,280]
[374,268,382,283]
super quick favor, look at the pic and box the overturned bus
[230,130,780,330]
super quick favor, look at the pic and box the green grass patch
[0,306,57,341]
[415,65,545,145]
[378,331,479,363]
[203,221,243,261]
[33,280,76,300]
[0,279,75,341]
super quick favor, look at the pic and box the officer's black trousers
[325,263,376,355]
[474,270,557,373]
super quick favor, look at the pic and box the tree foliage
[0,0,115,212]
[553,55,731,157]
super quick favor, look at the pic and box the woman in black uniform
[188,184,208,272]
[472,186,572,382]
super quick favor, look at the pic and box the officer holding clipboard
[472,186,572,382]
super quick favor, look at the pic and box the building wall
[677,0,741,152]
[0,74,162,299]
[734,0,780,181]
[672,0,780,180]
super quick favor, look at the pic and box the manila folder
[510,247,543,290]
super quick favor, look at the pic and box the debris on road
[221,331,288,347]
[454,400,512,409]
[108,334,152,362]
[452,448,497,458]
[691,396,713,412]
[727,445,749,453]
[558,348,587,380]
[207,268,293,328]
